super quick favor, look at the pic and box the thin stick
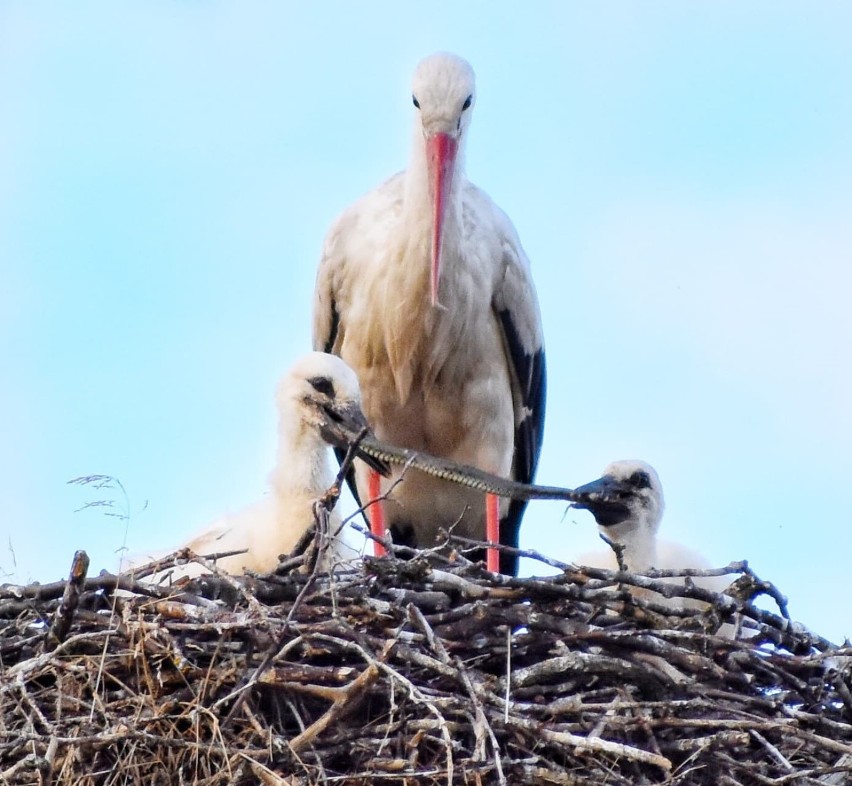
[45,550,90,647]
[504,626,511,724]
[288,663,380,753]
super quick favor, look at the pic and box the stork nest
[2,531,851,785]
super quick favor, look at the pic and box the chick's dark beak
[571,475,633,528]
[319,400,389,476]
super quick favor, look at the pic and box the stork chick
[572,460,730,610]
[129,352,383,579]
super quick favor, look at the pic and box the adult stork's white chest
[313,53,546,575]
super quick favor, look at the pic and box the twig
[503,716,673,771]
[750,729,794,771]
[288,663,380,753]
[45,550,90,647]
[504,626,511,725]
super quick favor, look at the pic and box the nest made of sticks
[2,527,851,786]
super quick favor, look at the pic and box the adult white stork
[313,52,546,575]
[571,460,731,608]
[127,352,385,579]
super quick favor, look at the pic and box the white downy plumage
[127,352,377,579]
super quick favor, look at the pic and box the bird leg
[368,469,386,557]
[486,493,500,572]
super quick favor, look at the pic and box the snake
[352,433,582,503]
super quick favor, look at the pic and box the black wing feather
[496,308,547,576]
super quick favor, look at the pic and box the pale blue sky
[2,3,850,642]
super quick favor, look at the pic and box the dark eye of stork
[412,95,420,109]
[308,376,335,398]
[627,471,652,490]
[462,94,472,111]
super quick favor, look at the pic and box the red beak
[426,132,458,307]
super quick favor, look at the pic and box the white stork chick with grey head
[313,53,546,575]
[130,353,385,580]
[571,460,730,609]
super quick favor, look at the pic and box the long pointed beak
[426,132,458,308]
[571,475,632,528]
[318,401,390,476]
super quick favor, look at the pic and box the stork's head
[277,352,387,474]
[411,52,476,306]
[572,460,665,541]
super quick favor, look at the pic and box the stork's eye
[462,94,472,111]
[412,95,420,109]
[628,471,651,489]
[308,376,335,398]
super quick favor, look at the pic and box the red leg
[486,492,500,573]
[368,469,386,557]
